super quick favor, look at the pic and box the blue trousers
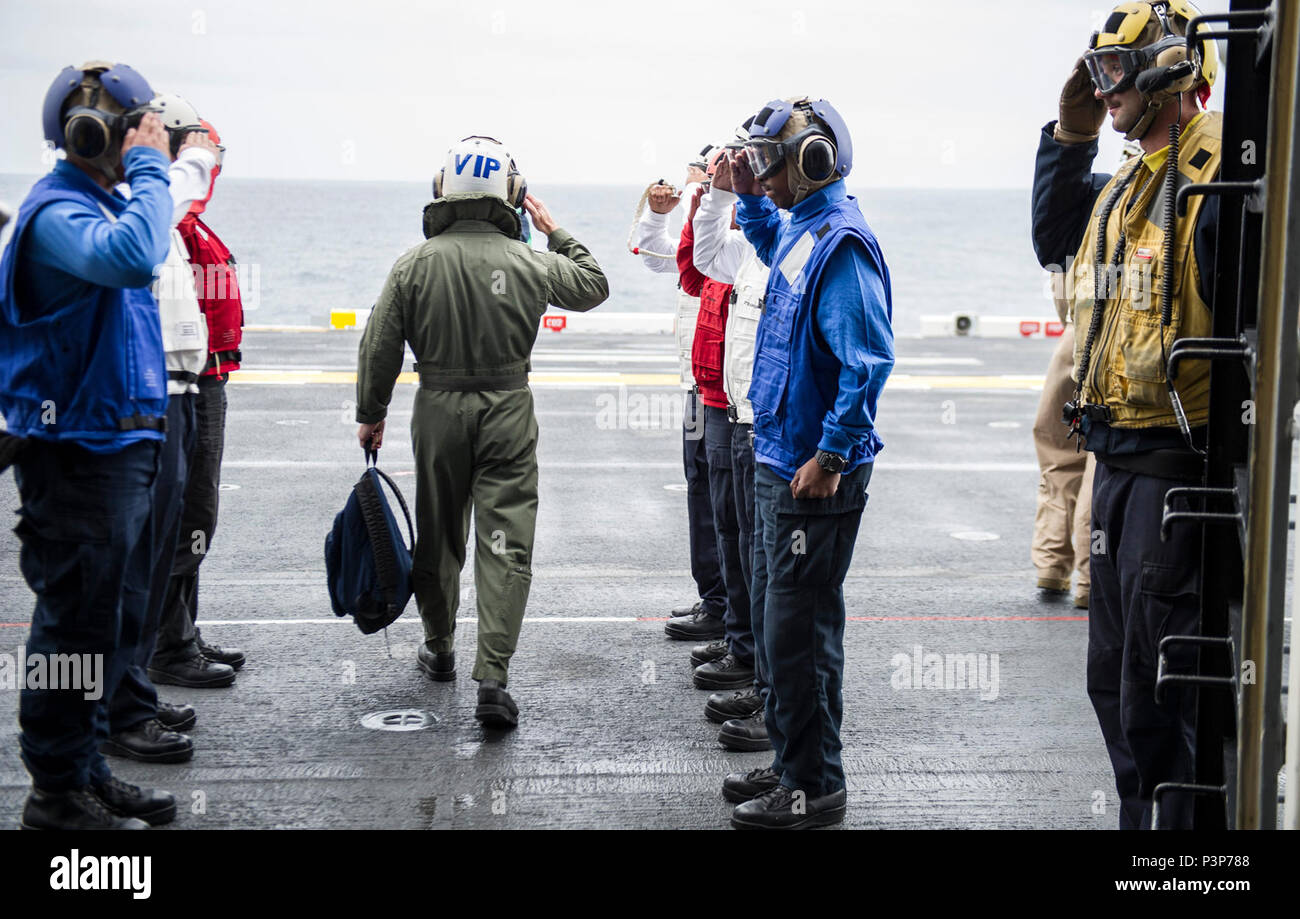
[683,390,725,618]
[752,460,870,797]
[704,405,753,664]
[13,438,159,791]
[1088,461,1199,830]
[109,393,196,732]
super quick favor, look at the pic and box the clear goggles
[744,126,827,180]
[1083,46,1151,94]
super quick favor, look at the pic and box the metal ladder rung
[1152,782,1227,830]
[1161,487,1242,540]
[1155,635,1236,703]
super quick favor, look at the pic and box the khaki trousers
[1032,327,1094,595]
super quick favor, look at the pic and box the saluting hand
[179,129,220,159]
[121,112,170,159]
[524,194,558,235]
[711,152,734,193]
[730,152,763,197]
[687,185,705,223]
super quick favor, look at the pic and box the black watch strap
[816,450,847,474]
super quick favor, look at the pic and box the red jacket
[179,126,242,378]
[179,214,243,376]
[677,217,730,410]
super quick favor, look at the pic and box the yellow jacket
[1070,112,1221,429]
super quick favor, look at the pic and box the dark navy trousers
[157,374,227,663]
[731,422,757,678]
[1088,461,1200,830]
[703,405,753,664]
[752,460,871,797]
[13,438,159,791]
[683,390,725,618]
[109,392,196,732]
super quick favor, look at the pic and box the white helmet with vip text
[432,135,527,207]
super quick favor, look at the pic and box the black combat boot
[21,787,149,830]
[476,679,519,729]
[417,645,456,681]
[91,776,176,826]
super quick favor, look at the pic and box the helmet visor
[744,138,787,180]
[1083,46,1147,94]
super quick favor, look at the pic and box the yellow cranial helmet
[1084,1,1218,97]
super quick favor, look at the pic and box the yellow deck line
[227,370,1046,390]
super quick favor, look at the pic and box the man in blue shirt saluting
[720,97,894,830]
[1,62,180,829]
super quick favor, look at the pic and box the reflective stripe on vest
[674,287,700,390]
[748,196,886,477]
[0,173,167,447]
[723,250,769,426]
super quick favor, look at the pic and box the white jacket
[692,188,769,424]
[121,147,216,396]
[634,190,701,391]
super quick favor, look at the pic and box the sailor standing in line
[633,155,730,640]
[102,93,225,766]
[689,130,775,752]
[723,97,895,830]
[150,116,249,689]
[3,62,177,829]
[1031,0,1223,829]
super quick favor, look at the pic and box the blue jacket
[738,182,894,480]
[0,149,172,451]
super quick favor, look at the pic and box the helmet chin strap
[1126,91,1169,142]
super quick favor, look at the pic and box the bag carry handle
[362,446,415,552]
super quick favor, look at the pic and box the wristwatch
[815,450,847,474]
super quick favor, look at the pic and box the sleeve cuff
[122,146,169,174]
[356,406,388,424]
[700,188,738,215]
[546,227,575,250]
[639,210,669,229]
[818,427,856,458]
[176,146,218,169]
[736,193,769,217]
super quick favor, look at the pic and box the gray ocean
[0,175,1051,335]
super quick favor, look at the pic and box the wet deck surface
[0,329,1122,829]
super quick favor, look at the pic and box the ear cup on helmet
[506,171,527,208]
[798,135,837,183]
[63,108,112,159]
[433,168,444,199]
[1153,40,1197,93]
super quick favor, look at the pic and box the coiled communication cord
[1075,161,1145,398]
[1159,97,1205,455]
[626,182,677,260]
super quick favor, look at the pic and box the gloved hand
[1054,56,1106,144]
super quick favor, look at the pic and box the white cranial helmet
[152,92,204,155]
[433,135,526,207]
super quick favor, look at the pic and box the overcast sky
[0,0,1226,187]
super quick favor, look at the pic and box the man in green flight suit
[355,135,609,728]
